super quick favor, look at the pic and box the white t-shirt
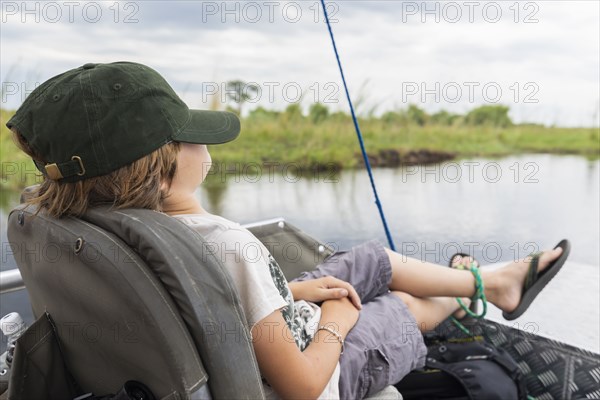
[174,213,340,399]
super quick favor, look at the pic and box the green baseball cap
[6,61,240,182]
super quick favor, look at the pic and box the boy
[7,62,568,399]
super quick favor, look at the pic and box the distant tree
[430,110,459,126]
[225,80,259,115]
[465,105,512,127]
[309,103,329,123]
[283,103,303,120]
[406,104,428,126]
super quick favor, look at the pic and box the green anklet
[451,262,488,336]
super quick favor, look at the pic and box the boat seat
[6,200,402,399]
[7,205,262,399]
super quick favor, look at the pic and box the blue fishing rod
[319,0,396,251]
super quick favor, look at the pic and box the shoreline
[2,148,599,192]
[207,147,599,174]
[2,108,599,189]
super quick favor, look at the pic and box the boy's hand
[289,277,362,310]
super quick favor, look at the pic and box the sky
[1,0,599,127]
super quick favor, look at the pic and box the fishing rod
[319,0,396,251]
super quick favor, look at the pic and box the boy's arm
[251,296,359,399]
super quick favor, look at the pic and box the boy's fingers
[325,289,362,309]
[341,282,362,309]
[323,276,362,309]
[322,288,347,299]
[350,293,362,309]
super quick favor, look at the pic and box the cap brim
[174,109,240,145]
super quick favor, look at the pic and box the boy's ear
[160,180,169,192]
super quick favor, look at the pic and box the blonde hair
[12,130,180,218]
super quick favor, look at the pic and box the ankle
[481,269,500,303]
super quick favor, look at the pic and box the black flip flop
[502,239,571,321]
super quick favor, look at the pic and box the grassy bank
[207,113,600,170]
[1,107,599,190]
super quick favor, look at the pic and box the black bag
[395,335,527,400]
[6,312,80,400]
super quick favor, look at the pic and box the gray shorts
[292,239,427,400]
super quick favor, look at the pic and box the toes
[452,255,480,270]
[452,255,463,266]
[452,256,469,266]
[538,247,563,271]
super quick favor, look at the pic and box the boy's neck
[162,193,208,216]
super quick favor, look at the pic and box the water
[199,154,599,266]
[1,154,599,351]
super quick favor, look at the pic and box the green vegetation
[225,80,259,115]
[1,109,40,191]
[1,104,599,190]
[208,104,599,171]
[465,105,512,128]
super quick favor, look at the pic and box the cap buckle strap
[42,156,86,180]
[71,156,86,176]
[44,163,63,180]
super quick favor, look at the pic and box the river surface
[1,154,598,351]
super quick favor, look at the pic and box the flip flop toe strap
[524,252,541,291]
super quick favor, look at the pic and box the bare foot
[486,247,563,313]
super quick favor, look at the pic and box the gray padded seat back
[7,205,265,399]
[245,219,335,281]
